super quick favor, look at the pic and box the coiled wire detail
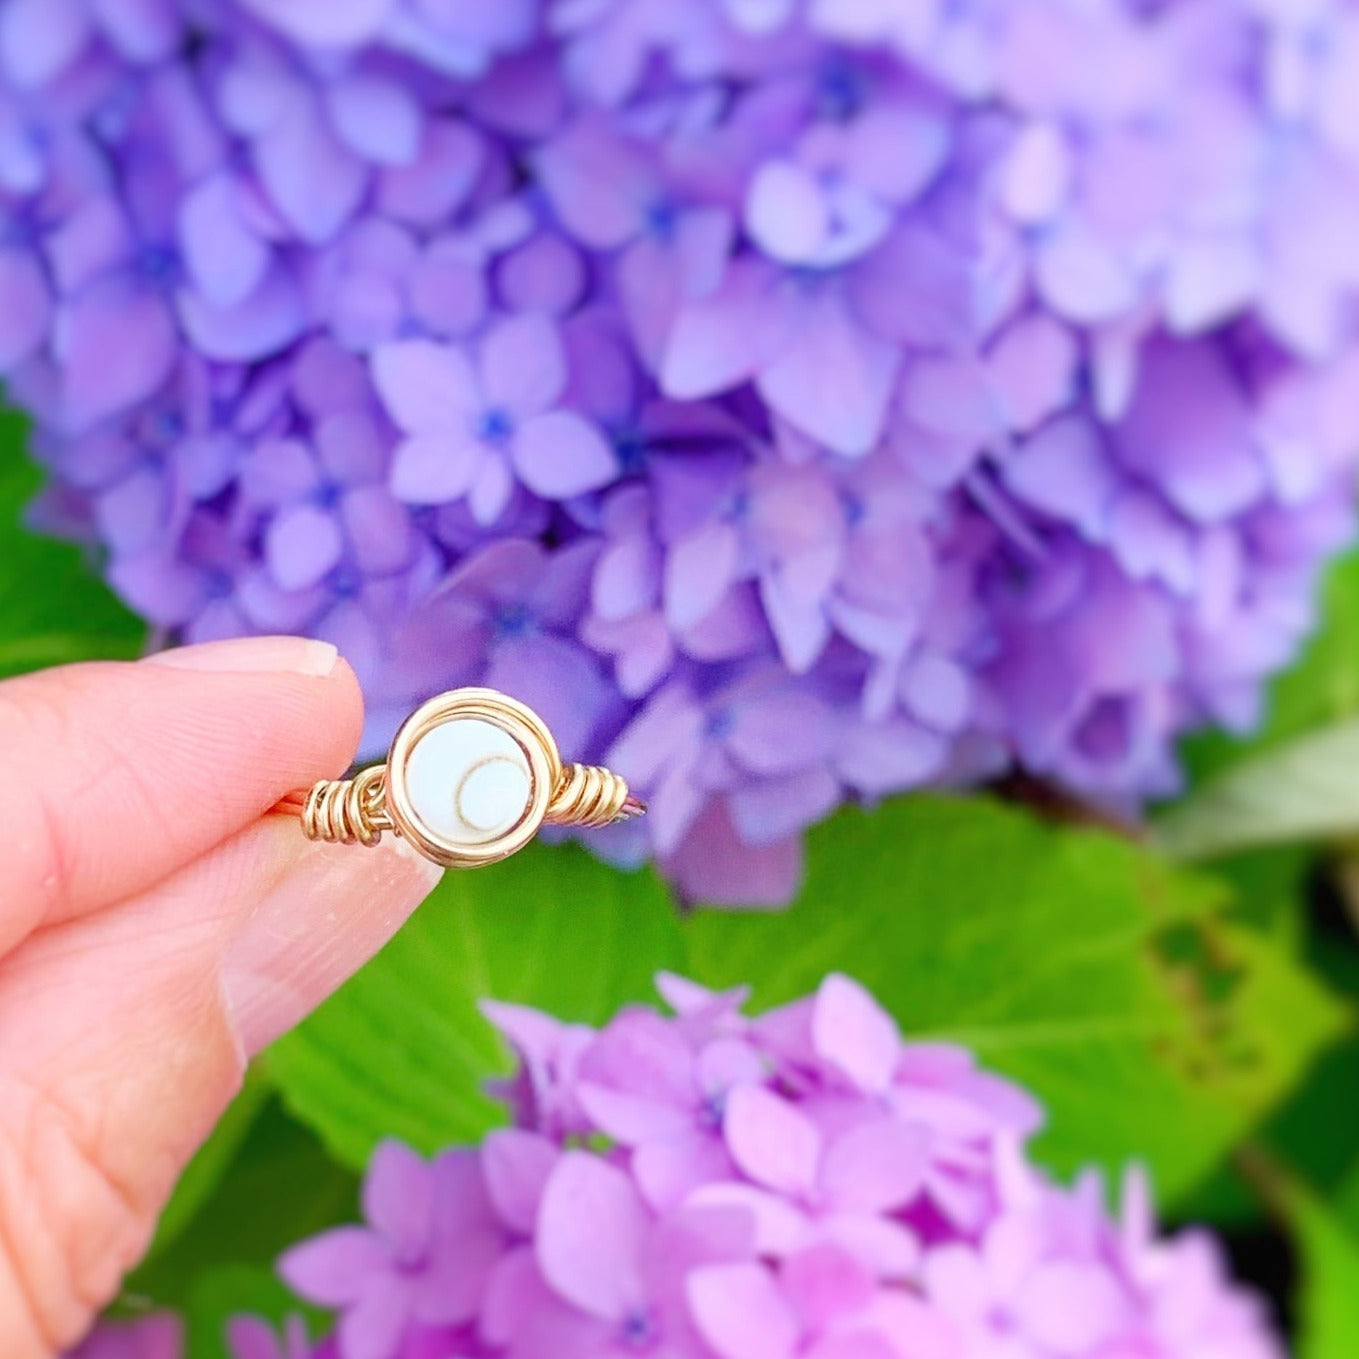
[300,764,391,846]
[546,763,644,829]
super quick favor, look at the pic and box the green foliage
[0,411,144,675]
[265,795,1347,1206]
[127,1095,358,1312]
[145,1073,273,1261]
[181,1267,323,1359]
[1269,1164,1359,1359]
[1155,719,1359,862]
[684,797,1348,1201]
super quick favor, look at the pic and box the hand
[0,638,442,1357]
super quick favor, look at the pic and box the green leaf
[1153,719,1359,862]
[0,409,144,675]
[1267,1166,1359,1359]
[267,796,1344,1205]
[144,1071,272,1260]
[181,1266,324,1359]
[267,842,685,1169]
[682,796,1349,1201]
[125,1096,358,1309]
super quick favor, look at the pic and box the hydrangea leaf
[141,1071,272,1262]
[180,1265,325,1359]
[126,1096,358,1310]
[682,795,1349,1202]
[1154,719,1359,862]
[0,410,144,676]
[267,843,684,1168]
[1268,1166,1359,1359]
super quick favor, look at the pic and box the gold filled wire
[275,687,644,869]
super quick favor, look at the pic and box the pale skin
[0,636,443,1357]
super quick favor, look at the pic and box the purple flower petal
[535,117,650,249]
[687,1263,799,1359]
[264,503,344,590]
[513,410,617,499]
[662,259,787,398]
[1003,416,1119,541]
[664,522,741,632]
[255,99,367,244]
[58,285,177,432]
[327,75,423,166]
[362,1140,434,1257]
[727,767,841,845]
[90,0,180,61]
[536,1152,647,1320]
[1000,121,1072,225]
[812,974,900,1096]
[238,0,396,47]
[372,339,480,433]
[482,1130,559,1235]
[986,314,1077,434]
[338,1272,413,1359]
[1033,220,1141,325]
[781,1242,876,1330]
[177,265,307,362]
[390,434,482,505]
[179,174,270,310]
[725,1086,820,1198]
[0,0,89,88]
[0,247,50,370]
[746,160,830,264]
[1111,338,1266,523]
[757,295,900,457]
[278,1227,391,1307]
[821,1118,927,1213]
[379,121,484,226]
[481,313,568,416]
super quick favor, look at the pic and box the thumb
[0,791,441,1356]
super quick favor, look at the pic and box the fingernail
[145,636,340,677]
[219,837,442,1058]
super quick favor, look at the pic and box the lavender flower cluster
[4,0,1359,900]
[211,974,1279,1359]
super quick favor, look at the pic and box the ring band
[275,687,644,869]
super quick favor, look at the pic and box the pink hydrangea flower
[241,974,1282,1359]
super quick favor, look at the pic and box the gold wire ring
[275,687,644,869]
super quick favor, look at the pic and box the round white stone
[458,760,530,833]
[404,717,533,846]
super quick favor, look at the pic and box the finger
[0,815,442,1356]
[0,636,363,954]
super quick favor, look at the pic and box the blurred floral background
[4,0,1359,1355]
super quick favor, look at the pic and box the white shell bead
[404,717,533,846]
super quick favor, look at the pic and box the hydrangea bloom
[232,973,1281,1359]
[5,0,1359,901]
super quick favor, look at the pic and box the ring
[274,687,645,868]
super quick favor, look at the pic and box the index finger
[0,636,363,954]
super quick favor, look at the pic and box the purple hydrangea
[5,0,1359,901]
[234,973,1281,1359]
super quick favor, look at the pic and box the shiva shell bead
[402,717,535,847]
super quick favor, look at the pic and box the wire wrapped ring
[275,687,643,869]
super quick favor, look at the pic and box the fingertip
[142,636,341,678]
[218,828,444,1057]
[0,640,373,934]
[316,653,367,773]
